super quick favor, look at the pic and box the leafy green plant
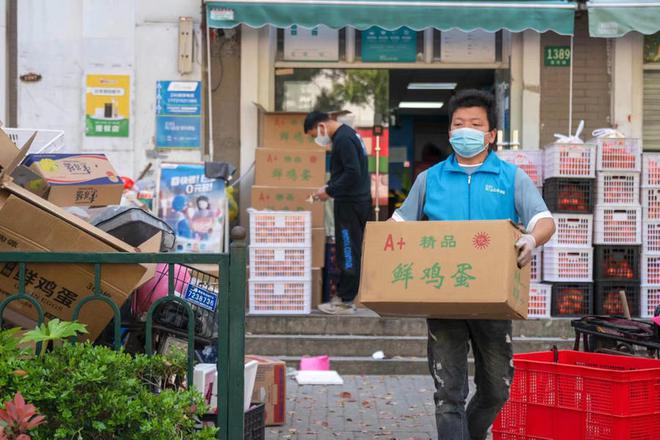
[1,321,217,439]
[19,320,87,356]
[0,392,45,440]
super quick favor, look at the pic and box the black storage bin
[551,282,594,317]
[543,178,595,213]
[200,402,265,440]
[594,245,641,282]
[594,281,641,317]
[244,402,265,440]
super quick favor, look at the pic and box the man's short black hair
[447,89,497,131]
[304,111,331,133]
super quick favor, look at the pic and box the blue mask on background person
[449,127,488,158]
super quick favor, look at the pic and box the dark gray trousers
[427,319,514,440]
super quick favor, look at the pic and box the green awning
[589,1,660,37]
[206,1,576,35]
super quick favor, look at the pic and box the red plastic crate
[493,350,660,440]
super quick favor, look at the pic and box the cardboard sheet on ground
[358,220,530,320]
[295,370,344,385]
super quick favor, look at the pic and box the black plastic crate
[594,246,641,282]
[200,402,265,440]
[543,178,595,213]
[595,281,641,317]
[244,402,265,440]
[551,282,594,317]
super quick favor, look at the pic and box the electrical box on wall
[178,17,194,74]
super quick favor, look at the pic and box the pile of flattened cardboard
[0,129,155,340]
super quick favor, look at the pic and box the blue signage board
[156,81,201,149]
[361,27,417,63]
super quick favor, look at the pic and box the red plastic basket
[493,350,660,440]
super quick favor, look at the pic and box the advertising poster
[156,81,202,149]
[85,73,130,137]
[158,163,226,253]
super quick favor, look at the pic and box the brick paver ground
[265,375,493,440]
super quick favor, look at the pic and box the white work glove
[515,234,537,268]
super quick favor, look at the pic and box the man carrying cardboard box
[390,90,555,440]
[304,111,371,315]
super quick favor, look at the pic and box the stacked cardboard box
[251,107,327,309]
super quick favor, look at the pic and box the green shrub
[0,324,217,440]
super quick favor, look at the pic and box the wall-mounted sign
[361,27,416,63]
[283,25,339,61]
[155,81,201,149]
[440,30,496,63]
[85,73,130,137]
[544,46,571,67]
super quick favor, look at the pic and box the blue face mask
[449,127,488,159]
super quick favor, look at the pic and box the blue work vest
[423,152,518,222]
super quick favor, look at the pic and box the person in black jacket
[304,111,372,315]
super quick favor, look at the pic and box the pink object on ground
[299,355,330,371]
[133,263,191,315]
[652,316,660,326]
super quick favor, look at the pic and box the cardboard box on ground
[358,220,530,320]
[0,130,154,340]
[245,354,287,426]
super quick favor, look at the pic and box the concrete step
[246,334,574,358]
[246,311,576,339]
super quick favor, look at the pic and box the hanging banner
[85,73,130,137]
[155,81,202,149]
[158,163,226,253]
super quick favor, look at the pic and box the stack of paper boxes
[592,137,643,317]
[541,141,597,317]
[250,108,327,310]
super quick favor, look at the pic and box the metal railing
[0,226,247,440]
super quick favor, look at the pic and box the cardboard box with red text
[246,354,287,426]
[251,186,325,228]
[358,220,530,319]
[255,148,326,188]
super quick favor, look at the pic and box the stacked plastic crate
[248,209,312,315]
[542,142,597,317]
[641,153,660,317]
[593,137,643,317]
[496,149,548,318]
